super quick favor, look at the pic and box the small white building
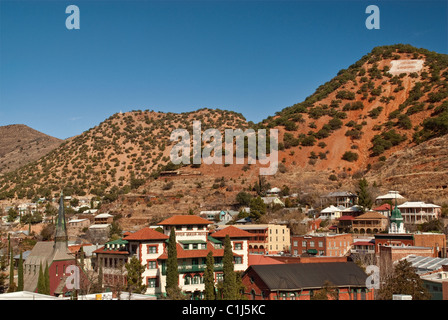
[319,205,344,220]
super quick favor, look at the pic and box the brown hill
[0,109,249,201]
[0,44,447,217]
[0,124,63,175]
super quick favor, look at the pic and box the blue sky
[0,0,447,139]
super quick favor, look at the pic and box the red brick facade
[290,234,352,257]
[241,266,374,300]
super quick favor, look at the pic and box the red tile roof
[123,227,169,241]
[373,203,391,211]
[248,254,284,266]
[68,244,93,254]
[158,215,211,226]
[338,215,355,221]
[211,226,255,238]
[353,241,375,246]
[158,241,236,260]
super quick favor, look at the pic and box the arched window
[193,274,201,285]
[184,275,192,285]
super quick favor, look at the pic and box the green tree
[125,256,147,294]
[377,260,430,300]
[235,191,252,206]
[204,251,216,300]
[310,281,339,300]
[7,208,18,223]
[109,221,122,240]
[357,178,373,212]
[17,251,23,291]
[166,227,182,299]
[222,235,237,300]
[249,197,267,221]
[8,247,15,292]
[44,262,50,295]
[37,262,44,294]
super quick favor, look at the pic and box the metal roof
[247,262,367,290]
[404,255,448,274]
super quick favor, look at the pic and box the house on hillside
[397,201,442,224]
[375,190,404,204]
[321,191,358,208]
[352,211,389,234]
[319,205,344,220]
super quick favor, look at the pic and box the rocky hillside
[0,124,62,175]
[0,44,447,208]
[0,109,248,200]
[257,44,448,175]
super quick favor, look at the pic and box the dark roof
[247,262,367,291]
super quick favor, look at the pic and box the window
[216,273,223,282]
[302,241,307,247]
[293,241,298,247]
[318,241,323,248]
[147,245,157,254]
[147,260,157,269]
[234,256,242,264]
[147,278,158,288]
[193,275,201,284]
[310,241,315,247]
[184,275,192,285]
[234,242,243,250]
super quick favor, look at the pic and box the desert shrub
[342,151,359,162]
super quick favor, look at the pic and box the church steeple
[389,196,405,234]
[54,192,68,249]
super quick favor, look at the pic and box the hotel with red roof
[94,215,253,299]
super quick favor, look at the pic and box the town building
[397,201,442,224]
[319,205,344,220]
[352,211,389,234]
[373,203,391,217]
[321,191,358,208]
[290,233,352,257]
[374,232,446,258]
[23,194,80,297]
[350,238,375,255]
[94,215,253,299]
[216,224,290,255]
[241,262,374,300]
[94,213,114,225]
[375,190,404,204]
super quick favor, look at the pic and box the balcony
[162,263,223,275]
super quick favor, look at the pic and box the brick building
[290,233,352,257]
[241,262,374,300]
[374,233,446,257]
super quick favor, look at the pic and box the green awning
[307,249,318,254]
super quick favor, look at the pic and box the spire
[389,194,405,234]
[54,191,68,249]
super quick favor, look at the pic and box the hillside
[0,44,447,213]
[0,124,63,175]
[257,44,448,174]
[0,109,249,201]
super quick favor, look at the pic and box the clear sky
[0,0,447,139]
